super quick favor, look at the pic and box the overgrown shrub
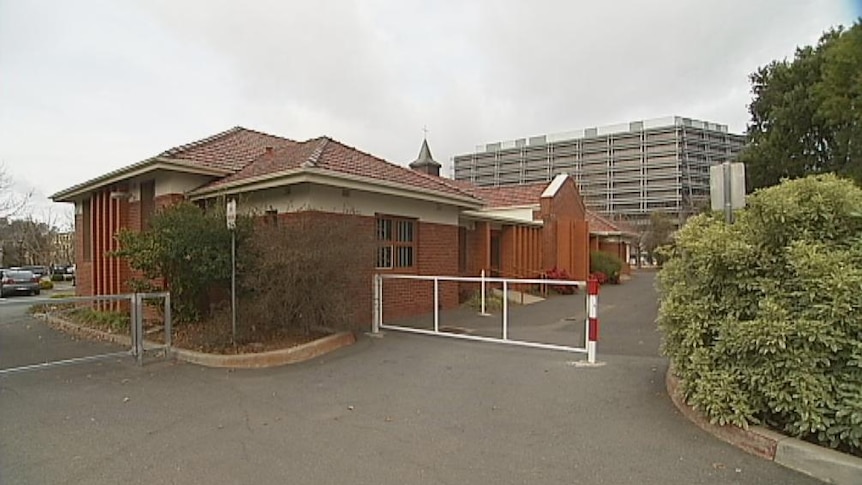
[657,174,862,455]
[114,201,251,323]
[590,251,623,284]
[239,212,375,335]
[39,279,54,290]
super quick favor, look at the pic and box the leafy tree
[658,174,862,455]
[114,201,249,323]
[741,21,862,190]
[642,211,674,264]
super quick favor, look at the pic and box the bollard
[586,277,600,364]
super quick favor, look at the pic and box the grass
[463,290,504,312]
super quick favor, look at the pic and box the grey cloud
[0,0,855,220]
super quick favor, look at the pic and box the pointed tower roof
[409,138,442,176]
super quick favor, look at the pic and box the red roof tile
[159,127,295,172]
[586,210,639,236]
[454,182,549,208]
[203,136,477,200]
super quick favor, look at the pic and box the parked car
[18,265,49,280]
[0,270,41,297]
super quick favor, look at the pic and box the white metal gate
[0,292,171,375]
[371,273,600,363]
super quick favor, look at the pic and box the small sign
[710,162,746,211]
[226,199,237,229]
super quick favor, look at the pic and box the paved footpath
[0,271,822,484]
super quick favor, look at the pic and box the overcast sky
[1,0,859,224]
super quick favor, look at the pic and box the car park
[0,270,41,297]
[18,265,49,280]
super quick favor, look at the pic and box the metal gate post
[371,275,379,333]
[502,280,508,340]
[130,294,138,361]
[433,277,439,333]
[135,293,144,366]
[164,293,172,353]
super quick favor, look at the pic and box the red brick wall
[539,177,589,279]
[270,211,460,329]
[464,221,491,275]
[75,188,461,328]
[379,220,460,324]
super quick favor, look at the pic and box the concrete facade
[453,116,746,226]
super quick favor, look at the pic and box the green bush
[590,251,623,284]
[657,174,862,455]
[113,201,252,323]
[39,279,54,290]
[463,289,503,312]
[68,308,129,332]
[50,274,65,282]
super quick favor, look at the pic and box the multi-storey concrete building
[453,116,746,226]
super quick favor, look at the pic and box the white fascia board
[541,173,568,198]
[188,168,484,209]
[460,210,543,227]
[50,157,229,202]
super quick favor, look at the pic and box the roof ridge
[159,126,295,159]
[302,137,330,168]
[159,126,242,157]
[321,138,478,199]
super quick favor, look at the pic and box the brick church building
[52,127,633,326]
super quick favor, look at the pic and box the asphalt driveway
[0,271,821,484]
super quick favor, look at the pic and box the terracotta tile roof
[586,210,639,236]
[158,127,295,172]
[450,181,549,208]
[204,136,477,200]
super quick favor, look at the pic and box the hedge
[590,250,623,284]
[657,174,862,455]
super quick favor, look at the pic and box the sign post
[226,199,237,344]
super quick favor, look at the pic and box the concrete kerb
[666,365,862,485]
[170,332,356,368]
[38,314,357,369]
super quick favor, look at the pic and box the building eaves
[50,157,229,202]
[50,126,295,202]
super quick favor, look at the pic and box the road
[0,272,821,484]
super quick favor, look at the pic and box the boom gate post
[586,277,600,364]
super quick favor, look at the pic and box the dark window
[140,180,155,230]
[265,208,278,226]
[82,199,92,262]
[376,216,416,269]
